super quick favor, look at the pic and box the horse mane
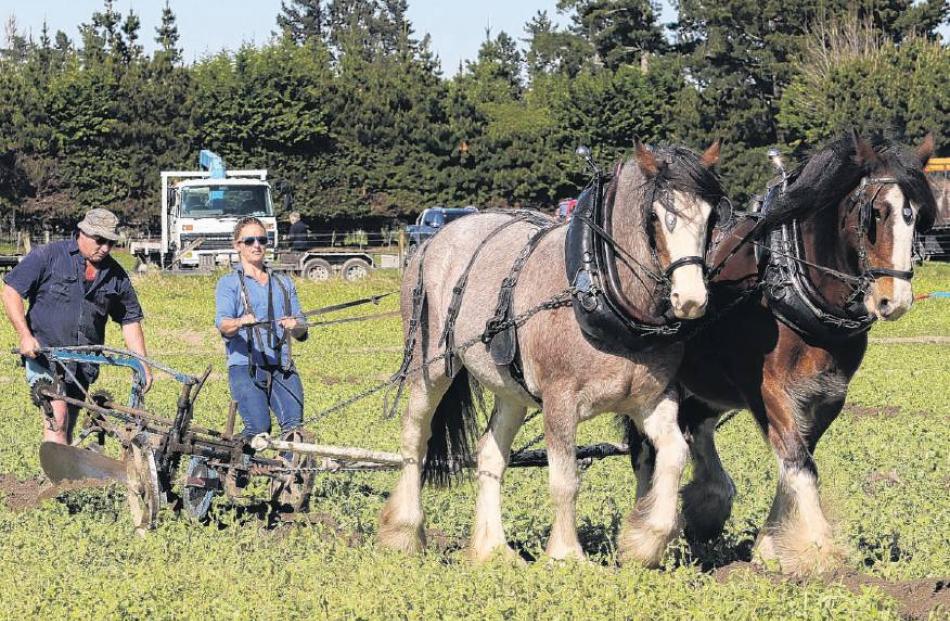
[756,132,938,234]
[756,133,867,233]
[872,139,938,232]
[649,144,726,209]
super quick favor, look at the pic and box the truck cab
[169,175,278,268]
[131,150,279,269]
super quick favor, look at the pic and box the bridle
[848,176,915,285]
[577,160,722,297]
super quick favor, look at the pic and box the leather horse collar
[760,176,912,342]
[565,164,709,356]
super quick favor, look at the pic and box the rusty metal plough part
[17,346,293,530]
[18,345,634,531]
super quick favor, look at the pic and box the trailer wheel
[341,258,371,282]
[303,258,332,282]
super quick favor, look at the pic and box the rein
[752,173,919,339]
[245,291,398,328]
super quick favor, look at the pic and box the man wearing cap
[1,208,152,445]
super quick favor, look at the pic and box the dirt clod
[0,474,51,511]
[712,561,949,620]
[843,405,902,418]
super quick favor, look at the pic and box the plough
[18,346,629,530]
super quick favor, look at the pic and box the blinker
[665,211,677,233]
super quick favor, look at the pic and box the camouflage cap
[77,208,120,241]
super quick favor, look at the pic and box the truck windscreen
[179,185,273,218]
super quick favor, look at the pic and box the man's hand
[121,321,151,393]
[240,313,258,327]
[139,362,154,394]
[18,334,41,358]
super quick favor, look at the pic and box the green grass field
[0,263,947,619]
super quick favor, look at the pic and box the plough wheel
[269,428,316,512]
[182,457,220,521]
[125,435,161,531]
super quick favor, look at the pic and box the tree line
[0,0,946,231]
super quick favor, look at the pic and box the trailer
[922,157,950,261]
[128,150,391,280]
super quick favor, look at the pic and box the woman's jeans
[228,365,304,439]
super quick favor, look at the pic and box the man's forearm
[1,284,32,338]
[121,321,148,357]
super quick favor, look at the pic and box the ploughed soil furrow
[714,561,949,620]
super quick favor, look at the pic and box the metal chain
[298,288,575,426]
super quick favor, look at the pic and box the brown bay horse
[380,140,725,565]
[628,133,938,575]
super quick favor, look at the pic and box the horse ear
[852,129,877,167]
[634,136,659,177]
[700,138,721,168]
[915,133,935,169]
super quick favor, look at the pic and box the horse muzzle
[866,279,913,321]
[669,263,708,320]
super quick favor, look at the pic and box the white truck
[130,150,381,280]
[131,150,279,270]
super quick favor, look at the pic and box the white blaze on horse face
[657,190,712,320]
[868,185,915,321]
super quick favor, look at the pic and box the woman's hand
[220,313,258,337]
[279,316,308,340]
[278,316,297,330]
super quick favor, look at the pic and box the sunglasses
[89,235,115,247]
[241,236,269,247]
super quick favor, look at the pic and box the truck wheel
[341,258,371,282]
[303,258,332,282]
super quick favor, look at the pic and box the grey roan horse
[379,140,724,564]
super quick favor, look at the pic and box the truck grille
[180,232,275,251]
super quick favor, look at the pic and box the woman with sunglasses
[215,217,309,442]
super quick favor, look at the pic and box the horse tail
[422,368,482,487]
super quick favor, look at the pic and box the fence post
[398,229,406,273]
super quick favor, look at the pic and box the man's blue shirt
[3,239,144,349]
[215,270,304,368]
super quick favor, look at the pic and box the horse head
[631,138,723,320]
[846,133,937,320]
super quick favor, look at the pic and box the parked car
[405,206,478,256]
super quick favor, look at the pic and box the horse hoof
[753,531,844,576]
[465,544,525,565]
[681,479,734,542]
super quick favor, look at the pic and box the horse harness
[759,176,913,341]
[433,211,556,402]
[564,164,719,356]
[237,267,294,389]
